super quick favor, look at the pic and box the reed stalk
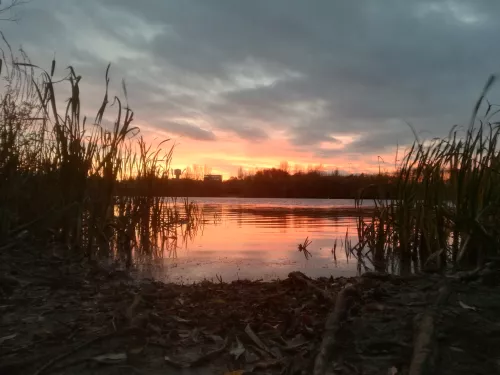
[0,39,200,267]
[354,75,500,273]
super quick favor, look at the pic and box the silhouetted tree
[0,0,23,21]
[116,165,396,199]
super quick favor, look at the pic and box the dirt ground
[1,242,500,375]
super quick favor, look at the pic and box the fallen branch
[408,284,451,375]
[288,271,334,302]
[313,285,357,375]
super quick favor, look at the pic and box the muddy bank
[1,243,500,375]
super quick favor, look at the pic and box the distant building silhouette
[204,174,222,182]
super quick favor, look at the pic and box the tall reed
[354,75,500,273]
[0,39,198,266]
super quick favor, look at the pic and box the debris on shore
[2,244,500,375]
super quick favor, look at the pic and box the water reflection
[136,198,372,283]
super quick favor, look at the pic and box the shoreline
[1,243,500,374]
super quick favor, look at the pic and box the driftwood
[313,285,357,375]
[408,284,451,375]
[288,271,334,302]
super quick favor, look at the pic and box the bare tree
[0,0,25,22]
[237,166,244,179]
[279,160,289,173]
[191,164,204,180]
[294,164,304,174]
[183,166,192,179]
[203,164,212,177]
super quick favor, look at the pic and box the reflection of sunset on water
[137,198,369,283]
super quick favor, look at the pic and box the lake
[136,197,373,283]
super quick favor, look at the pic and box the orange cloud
[136,122,398,180]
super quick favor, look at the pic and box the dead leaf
[165,337,228,368]
[245,324,275,357]
[177,330,191,339]
[304,325,314,334]
[125,294,142,323]
[92,352,127,364]
[230,336,245,360]
[23,315,44,323]
[128,346,144,355]
[245,349,259,364]
[0,333,18,345]
[458,300,478,311]
[365,303,385,312]
[251,358,284,371]
[171,315,191,323]
[127,346,145,364]
[388,366,398,375]
[148,323,162,334]
[190,328,201,343]
[207,334,224,344]
[284,334,307,350]
[270,346,282,358]
[165,355,188,368]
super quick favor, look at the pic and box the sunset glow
[3,0,496,179]
[138,123,399,179]
[4,1,500,369]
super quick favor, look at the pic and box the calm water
[137,198,372,283]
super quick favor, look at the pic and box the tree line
[117,168,394,199]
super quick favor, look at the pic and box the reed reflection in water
[135,198,371,283]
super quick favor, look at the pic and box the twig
[298,237,312,260]
[313,285,357,375]
[408,284,451,375]
[245,324,277,358]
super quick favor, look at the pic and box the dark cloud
[291,125,342,147]
[224,125,268,141]
[2,0,500,155]
[316,128,414,159]
[163,121,216,141]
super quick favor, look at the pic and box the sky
[2,0,500,178]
